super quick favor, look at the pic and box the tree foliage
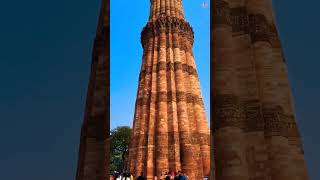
[110,126,131,172]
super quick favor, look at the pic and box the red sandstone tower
[127,1,210,179]
[75,0,109,180]
[211,0,309,180]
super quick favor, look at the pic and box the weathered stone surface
[76,0,309,180]
[75,1,110,180]
[128,0,210,179]
[212,1,309,180]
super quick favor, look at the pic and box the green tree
[110,126,131,173]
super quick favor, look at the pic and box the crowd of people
[110,171,133,180]
[110,170,193,180]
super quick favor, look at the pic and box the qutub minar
[75,0,310,180]
[127,0,210,179]
[211,0,308,180]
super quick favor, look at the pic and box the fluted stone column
[212,0,309,180]
[185,44,210,176]
[166,31,181,172]
[229,1,270,180]
[247,1,299,179]
[146,35,158,179]
[128,0,210,179]
[267,2,308,179]
[155,30,170,175]
[75,0,109,180]
[213,1,250,179]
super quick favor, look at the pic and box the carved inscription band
[139,61,198,80]
[130,132,210,149]
[263,107,301,138]
[136,91,205,107]
[213,94,301,138]
[213,0,280,45]
[141,16,194,48]
[213,94,245,130]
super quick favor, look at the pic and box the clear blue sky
[110,1,210,129]
[0,0,319,180]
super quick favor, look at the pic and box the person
[110,173,114,180]
[125,171,131,180]
[174,172,179,180]
[154,175,158,180]
[130,173,134,180]
[165,173,170,180]
[137,172,146,180]
[159,173,164,180]
[184,172,189,180]
[170,170,174,177]
[114,174,119,180]
[121,172,127,180]
[180,172,186,180]
[177,171,182,180]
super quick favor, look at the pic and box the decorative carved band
[213,2,282,46]
[131,132,210,149]
[213,95,301,137]
[139,61,198,80]
[136,91,204,106]
[141,16,194,48]
[230,7,249,35]
[262,106,300,138]
[213,94,245,130]
[249,14,270,43]
[242,100,264,132]
[263,107,287,137]
[213,0,231,25]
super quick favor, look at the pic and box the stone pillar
[179,31,204,178]
[212,1,249,180]
[246,1,298,179]
[165,0,170,16]
[156,0,161,17]
[75,2,109,176]
[172,30,196,179]
[263,1,308,179]
[129,49,146,175]
[161,0,166,15]
[185,48,210,176]
[174,0,179,18]
[166,31,181,172]
[229,1,270,180]
[130,1,210,178]
[170,0,175,17]
[150,0,183,20]
[146,35,158,180]
[136,33,154,175]
[155,30,170,175]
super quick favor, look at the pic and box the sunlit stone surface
[127,1,210,179]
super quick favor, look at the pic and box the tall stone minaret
[212,0,308,180]
[127,1,210,179]
[75,0,109,180]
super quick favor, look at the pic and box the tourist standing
[174,172,179,180]
[159,173,164,180]
[137,172,146,180]
[165,174,170,180]
[180,172,186,180]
